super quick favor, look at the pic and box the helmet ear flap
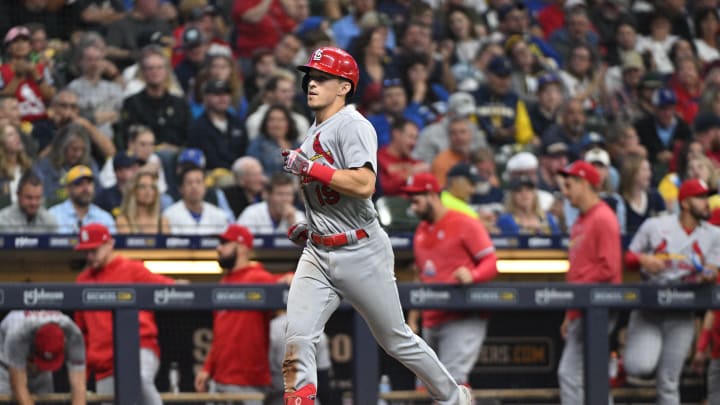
[302,74,310,94]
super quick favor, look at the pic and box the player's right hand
[288,221,309,247]
[639,254,665,274]
[692,350,708,375]
[194,370,210,392]
[282,149,313,177]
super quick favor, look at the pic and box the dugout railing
[0,282,715,405]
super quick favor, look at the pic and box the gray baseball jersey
[297,105,378,234]
[628,214,720,283]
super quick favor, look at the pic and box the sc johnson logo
[23,288,64,306]
[125,237,156,248]
[409,288,451,305]
[49,237,76,248]
[83,289,136,304]
[166,237,190,248]
[657,288,695,306]
[534,288,574,306]
[591,288,640,304]
[154,288,195,305]
[467,288,518,305]
[212,288,265,304]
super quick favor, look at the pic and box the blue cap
[498,2,526,21]
[487,55,513,76]
[113,151,139,170]
[178,148,206,168]
[652,87,677,107]
[580,131,606,149]
[295,16,325,39]
[538,72,562,90]
[447,162,481,182]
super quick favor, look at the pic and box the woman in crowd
[191,53,245,118]
[619,154,666,234]
[694,7,720,65]
[559,43,604,111]
[0,123,33,208]
[506,35,553,104]
[246,105,300,177]
[350,26,395,112]
[445,6,482,68]
[116,171,170,234]
[496,176,561,235]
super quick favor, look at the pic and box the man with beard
[404,172,497,392]
[0,171,57,232]
[48,165,115,234]
[194,224,292,404]
[624,179,719,404]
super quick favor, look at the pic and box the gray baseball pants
[623,310,695,405]
[558,316,616,405]
[284,223,463,404]
[96,348,162,405]
[423,317,488,385]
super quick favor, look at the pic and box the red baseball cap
[559,160,600,187]
[74,223,112,250]
[33,323,65,372]
[219,224,254,249]
[401,173,441,194]
[678,179,709,202]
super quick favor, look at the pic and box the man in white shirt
[237,173,305,235]
[163,165,228,234]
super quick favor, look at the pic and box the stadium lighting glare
[144,260,223,274]
[497,259,569,273]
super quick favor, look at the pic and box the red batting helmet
[297,47,359,96]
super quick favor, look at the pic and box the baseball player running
[404,172,497,389]
[280,47,473,405]
[625,179,719,405]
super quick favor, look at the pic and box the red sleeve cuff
[624,251,641,271]
[309,163,336,185]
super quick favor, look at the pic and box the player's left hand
[453,266,473,285]
[287,221,309,247]
[282,149,313,177]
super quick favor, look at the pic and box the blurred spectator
[350,26,395,108]
[431,117,475,188]
[496,176,561,235]
[537,0,568,39]
[505,35,552,105]
[445,6,482,69]
[170,148,235,221]
[469,148,504,216]
[223,156,266,218]
[585,148,626,233]
[404,170,497,388]
[118,46,190,154]
[0,26,55,122]
[557,160,621,404]
[232,0,296,60]
[332,0,394,50]
[668,56,702,124]
[274,33,303,73]
[590,0,636,53]
[692,111,720,167]
[195,224,292,402]
[116,171,170,234]
[67,41,123,139]
[0,171,57,233]
[94,151,140,217]
[0,95,37,158]
[106,0,173,69]
[605,52,646,123]
[32,122,101,205]
[237,173,305,234]
[542,98,587,161]
[242,50,277,105]
[606,121,647,167]
[48,165,116,234]
[442,162,481,219]
[619,154,666,234]
[693,7,720,64]
[163,165,229,235]
[634,87,692,181]
[122,38,185,99]
[558,43,605,111]
[174,27,210,93]
[246,105,300,177]
[188,80,248,170]
[377,118,429,196]
[537,139,569,194]
[658,140,705,212]
[400,52,449,124]
[190,54,245,118]
[73,0,125,34]
[3,1,70,41]
[637,12,678,74]
[172,4,231,67]
[548,8,599,65]
[473,55,534,147]
[623,180,718,405]
[393,20,456,92]
[0,123,33,208]
[528,73,564,138]
[635,71,667,121]
[505,151,555,212]
[245,71,309,141]
[368,78,426,147]
[606,21,644,67]
[0,311,85,403]
[453,41,504,93]
[494,1,560,66]
[412,91,485,164]
[74,223,177,405]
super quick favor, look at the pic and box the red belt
[310,229,368,247]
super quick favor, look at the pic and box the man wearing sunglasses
[280,47,473,405]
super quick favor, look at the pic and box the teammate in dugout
[0,310,86,405]
[624,178,719,405]
[403,172,498,389]
[280,47,474,405]
[557,160,622,405]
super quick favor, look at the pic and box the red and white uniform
[377,147,425,196]
[414,210,497,328]
[202,262,283,386]
[0,63,51,122]
[74,256,174,379]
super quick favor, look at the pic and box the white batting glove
[287,221,309,247]
[282,149,313,177]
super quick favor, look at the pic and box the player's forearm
[472,253,498,283]
[9,369,33,405]
[327,168,376,199]
[68,369,87,405]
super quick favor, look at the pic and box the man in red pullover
[194,224,292,404]
[557,161,622,405]
[403,172,497,392]
[73,223,176,405]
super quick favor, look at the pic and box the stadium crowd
[2,0,720,403]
